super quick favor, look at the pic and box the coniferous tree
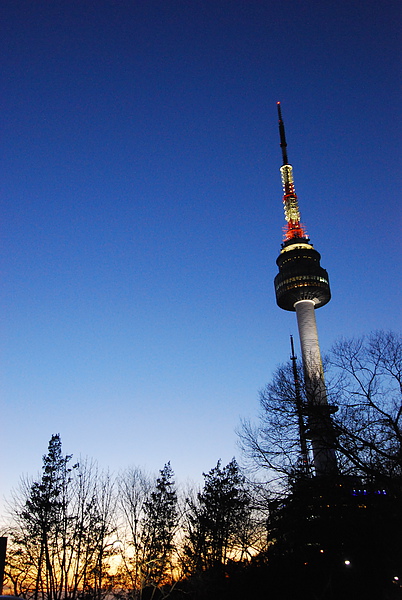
[140,463,178,590]
[21,434,74,600]
[184,459,251,574]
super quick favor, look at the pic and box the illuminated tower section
[274,103,337,476]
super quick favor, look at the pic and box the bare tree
[239,361,307,491]
[239,331,402,493]
[329,330,402,488]
[71,462,117,600]
[115,467,151,594]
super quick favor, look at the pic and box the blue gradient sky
[1,0,400,508]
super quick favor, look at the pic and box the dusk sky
[1,0,400,510]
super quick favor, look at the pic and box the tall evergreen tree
[184,459,251,574]
[21,434,74,600]
[140,463,177,590]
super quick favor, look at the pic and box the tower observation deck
[274,238,331,311]
[274,103,337,476]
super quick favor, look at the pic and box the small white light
[344,560,351,566]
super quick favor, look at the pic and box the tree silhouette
[5,437,116,600]
[184,459,251,574]
[240,331,402,491]
[140,463,178,590]
[21,434,74,600]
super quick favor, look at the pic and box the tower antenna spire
[277,101,288,166]
[276,102,306,240]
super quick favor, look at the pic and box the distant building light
[352,488,388,496]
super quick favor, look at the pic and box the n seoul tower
[274,103,337,476]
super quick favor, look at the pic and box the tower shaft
[295,300,337,475]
